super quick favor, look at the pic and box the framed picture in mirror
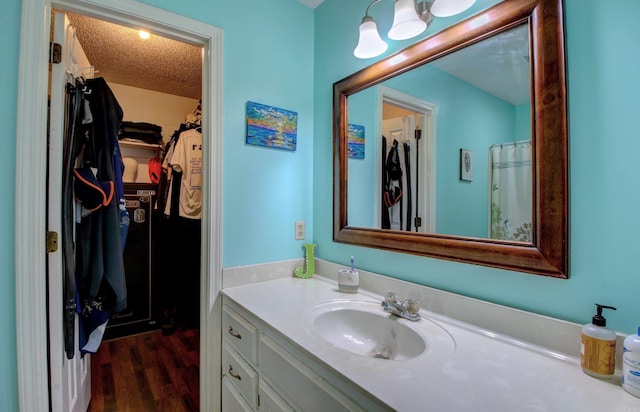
[460,148,473,182]
[348,123,365,159]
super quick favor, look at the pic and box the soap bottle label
[581,334,616,375]
[623,348,640,397]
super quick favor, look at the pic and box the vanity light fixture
[388,0,427,40]
[354,15,388,58]
[430,0,476,17]
[353,0,476,59]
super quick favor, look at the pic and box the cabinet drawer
[259,379,294,412]
[222,376,254,412]
[222,342,258,409]
[223,305,258,364]
[259,334,363,412]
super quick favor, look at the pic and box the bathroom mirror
[333,0,568,277]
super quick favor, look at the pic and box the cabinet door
[259,379,294,412]
[259,334,363,412]
[222,376,254,412]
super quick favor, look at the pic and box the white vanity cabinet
[222,304,260,409]
[221,298,390,411]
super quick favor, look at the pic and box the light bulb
[388,0,427,40]
[354,16,388,59]
[431,0,476,18]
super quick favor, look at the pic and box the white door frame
[15,1,223,411]
[377,85,437,233]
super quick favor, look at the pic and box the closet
[51,9,204,410]
[60,10,203,335]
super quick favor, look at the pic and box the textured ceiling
[431,24,530,106]
[66,12,202,99]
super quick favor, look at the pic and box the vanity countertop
[222,276,638,411]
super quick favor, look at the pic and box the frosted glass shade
[430,0,476,17]
[388,0,427,40]
[354,17,388,59]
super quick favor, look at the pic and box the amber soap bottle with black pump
[581,304,617,380]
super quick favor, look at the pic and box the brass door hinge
[46,231,59,253]
[49,42,62,64]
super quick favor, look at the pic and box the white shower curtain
[489,141,532,242]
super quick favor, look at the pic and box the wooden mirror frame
[333,0,568,278]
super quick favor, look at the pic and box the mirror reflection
[347,24,532,241]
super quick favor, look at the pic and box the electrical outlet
[295,221,305,240]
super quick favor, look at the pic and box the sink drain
[370,345,393,360]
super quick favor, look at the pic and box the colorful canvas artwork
[348,123,365,159]
[246,101,298,151]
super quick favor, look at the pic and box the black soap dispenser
[580,303,617,379]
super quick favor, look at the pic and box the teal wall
[424,66,513,237]
[515,104,531,142]
[0,0,20,409]
[314,0,640,338]
[136,0,315,268]
[347,87,378,228]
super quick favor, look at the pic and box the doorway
[377,85,437,234]
[48,9,202,410]
[15,1,222,411]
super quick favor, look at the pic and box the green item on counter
[295,243,317,279]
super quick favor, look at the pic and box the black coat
[76,77,127,313]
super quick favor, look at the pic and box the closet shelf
[119,140,163,150]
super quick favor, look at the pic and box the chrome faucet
[381,292,421,321]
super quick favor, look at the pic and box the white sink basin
[305,300,454,361]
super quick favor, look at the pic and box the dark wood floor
[88,327,200,412]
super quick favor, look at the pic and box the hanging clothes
[72,77,128,355]
[403,141,412,231]
[161,133,179,216]
[61,78,86,359]
[170,128,203,219]
[159,134,178,216]
[383,139,404,230]
[381,137,391,229]
[381,132,420,232]
[158,122,202,219]
[155,104,203,335]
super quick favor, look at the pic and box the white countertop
[222,276,638,411]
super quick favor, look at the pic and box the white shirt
[169,129,202,219]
